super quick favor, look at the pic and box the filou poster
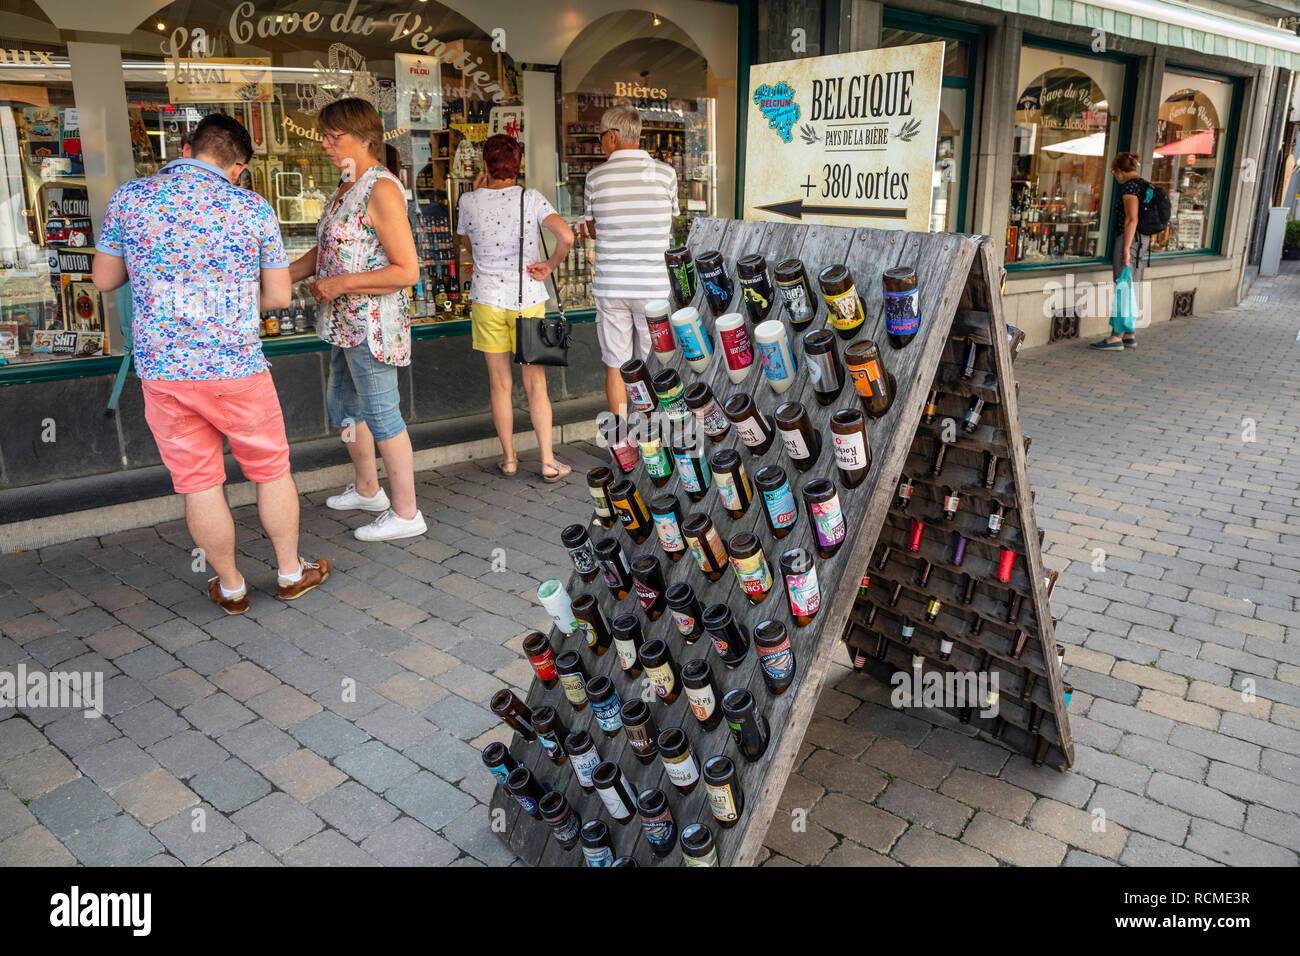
[744,44,944,230]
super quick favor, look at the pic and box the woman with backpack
[1092,152,1150,351]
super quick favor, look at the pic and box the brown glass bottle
[921,389,939,425]
[703,755,744,828]
[521,631,559,689]
[637,788,677,858]
[843,339,895,419]
[489,689,536,741]
[960,337,979,379]
[701,603,750,669]
[587,466,617,528]
[561,523,599,583]
[881,265,919,349]
[539,790,582,851]
[830,408,871,488]
[803,478,845,559]
[630,555,668,620]
[727,532,773,605]
[593,538,633,600]
[722,393,775,456]
[533,705,570,766]
[609,479,652,543]
[754,619,797,692]
[722,688,770,762]
[931,439,948,477]
[684,382,731,442]
[681,512,729,581]
[982,452,1000,489]
[696,250,734,315]
[580,819,615,865]
[505,766,545,817]
[818,264,866,340]
[566,730,600,793]
[610,613,645,678]
[963,396,985,433]
[737,253,774,325]
[664,245,697,310]
[681,659,723,731]
[708,449,753,519]
[620,698,660,765]
[802,329,845,405]
[591,760,637,823]
[647,493,686,563]
[657,728,701,795]
[775,258,817,331]
[572,594,612,656]
[481,742,520,788]
[665,582,705,643]
[639,638,681,705]
[587,675,623,737]
[554,650,589,711]
[755,465,798,539]
[779,551,819,628]
[774,401,821,471]
[620,359,657,414]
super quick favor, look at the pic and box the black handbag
[512,187,571,366]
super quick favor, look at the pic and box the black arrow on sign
[756,198,908,221]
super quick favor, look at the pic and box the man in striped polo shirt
[579,105,679,413]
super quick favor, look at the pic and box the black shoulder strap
[517,186,525,311]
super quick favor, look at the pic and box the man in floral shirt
[93,113,329,613]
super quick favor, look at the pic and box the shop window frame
[1147,64,1243,261]
[881,8,983,235]
[1005,35,1137,275]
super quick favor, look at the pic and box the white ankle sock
[279,560,304,583]
[220,577,246,599]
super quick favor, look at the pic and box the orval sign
[744,44,944,230]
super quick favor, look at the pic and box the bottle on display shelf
[652,367,688,420]
[818,264,865,340]
[610,613,646,678]
[843,339,895,419]
[721,688,770,762]
[728,532,773,605]
[639,638,681,705]
[561,523,599,582]
[736,253,774,325]
[1005,590,1023,624]
[896,475,915,512]
[774,258,816,331]
[931,439,948,477]
[715,312,755,384]
[754,618,798,691]
[554,650,590,711]
[636,428,674,488]
[670,442,711,502]
[701,602,750,669]
[521,632,559,689]
[779,551,819,628]
[592,761,638,823]
[876,546,893,571]
[533,706,570,766]
[609,479,652,543]
[709,449,753,519]
[681,823,719,866]
[953,531,968,565]
[942,486,961,521]
[703,756,745,829]
[695,250,734,315]
[580,820,615,867]
[803,478,846,559]
[665,582,705,643]
[664,246,697,311]
[960,337,979,379]
[830,408,871,488]
[537,578,578,635]
[922,389,940,425]
[587,675,624,738]
[637,788,677,858]
[963,396,985,433]
[657,728,700,795]
[480,742,520,788]
[539,791,582,851]
[620,699,661,765]
[753,465,798,540]
[755,319,798,394]
[505,767,546,817]
[681,658,723,731]
[774,402,821,471]
[982,452,1000,489]
[685,382,731,442]
[489,689,536,741]
[722,394,775,456]
[881,266,920,348]
[620,359,658,414]
[681,512,729,581]
[802,329,845,406]
[594,537,633,600]
[647,494,686,562]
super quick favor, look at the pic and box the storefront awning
[964,0,1300,70]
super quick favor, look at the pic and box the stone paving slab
[1,281,1299,866]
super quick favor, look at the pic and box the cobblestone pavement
[2,280,1299,867]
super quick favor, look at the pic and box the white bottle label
[686,685,716,722]
[706,780,738,821]
[663,750,700,787]
[596,773,634,818]
[570,748,600,789]
[781,426,811,460]
[833,430,868,470]
[615,638,638,672]
[736,415,766,447]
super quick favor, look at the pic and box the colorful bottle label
[647,661,676,699]
[513,793,539,815]
[596,774,634,819]
[592,692,623,731]
[673,450,710,493]
[485,760,513,786]
[589,487,612,517]
[640,806,675,849]
[615,638,639,673]
[897,480,913,503]
[757,338,795,382]
[928,599,943,618]
[708,630,732,659]
[780,426,812,461]
[625,379,654,411]
[715,469,744,511]
[671,609,698,637]
[988,513,1003,533]
[901,622,915,640]
[761,479,798,530]
[687,536,711,573]
[634,579,661,612]
[560,672,588,706]
[805,349,840,394]
[759,631,797,680]
[785,567,820,619]
[570,747,600,788]
[583,844,615,867]
[686,684,716,722]
[823,286,864,332]
[527,647,558,681]
[811,497,846,548]
[731,550,773,597]
[610,440,639,472]
[706,781,739,822]
[600,550,629,588]
[538,730,564,761]
[883,287,920,336]
[833,430,869,471]
[847,356,884,400]
[652,511,685,553]
[779,279,813,321]
[549,808,581,844]
[669,261,697,303]
[663,750,700,787]
[683,845,719,867]
[674,320,712,361]
[656,379,686,414]
[649,318,676,354]
[694,398,730,436]
[719,324,754,371]
[944,493,960,515]
[641,442,672,479]
[568,543,597,574]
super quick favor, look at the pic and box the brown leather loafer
[208,577,250,615]
[277,557,331,600]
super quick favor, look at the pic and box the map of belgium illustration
[753,82,800,142]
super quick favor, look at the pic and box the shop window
[1007,44,1129,267]
[0,36,107,365]
[756,0,824,65]
[1150,71,1235,254]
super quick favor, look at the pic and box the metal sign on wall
[744,43,944,230]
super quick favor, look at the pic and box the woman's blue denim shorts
[326,344,407,442]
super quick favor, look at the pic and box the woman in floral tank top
[289,98,425,542]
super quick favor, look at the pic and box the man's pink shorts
[141,371,291,494]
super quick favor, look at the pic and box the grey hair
[602,105,642,146]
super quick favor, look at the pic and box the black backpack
[1135,178,1171,236]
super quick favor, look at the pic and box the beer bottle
[937,633,954,661]
[592,760,637,823]
[774,258,816,331]
[481,742,519,787]
[737,253,774,325]
[566,730,600,793]
[874,632,889,661]
[554,650,590,711]
[620,359,658,414]
[521,631,559,689]
[987,501,1006,538]
[830,408,871,488]
[696,250,734,315]
[754,619,797,692]
[722,688,770,761]
[671,442,711,502]
[779,551,820,627]
[926,597,943,624]
[1064,683,1074,709]
[960,337,979,379]
[889,582,904,607]
[970,615,984,637]
[728,532,773,605]
[1010,629,1029,660]
[637,787,677,858]
[611,613,645,678]
[533,705,570,766]
[1005,590,1022,623]
[963,396,985,433]
[505,766,546,817]
[665,581,705,643]
[635,425,674,489]
[645,299,678,363]
[489,689,536,741]
[701,602,750,669]
[681,512,729,581]
[899,617,916,644]
[962,574,977,605]
[1007,324,1026,361]
[630,555,668,620]
[652,367,689,420]
[703,755,745,827]
[709,449,753,519]
[881,266,919,349]
[942,486,961,521]
[681,658,723,731]
[843,339,895,418]
[909,518,925,552]
[609,478,652,543]
[587,675,624,737]
[657,728,701,795]
[998,548,1017,583]
[802,329,845,405]
[664,246,697,310]
[818,264,865,339]
[864,604,880,627]
[681,822,719,866]
[587,467,618,528]
[931,439,948,477]
[982,452,1000,489]
[722,393,775,456]
[539,790,582,851]
[876,545,893,570]
[648,494,686,563]
[921,389,939,425]
[640,638,681,705]
[716,311,755,385]
[572,594,613,656]
[537,578,578,636]
[953,531,968,565]
[774,401,821,471]
[684,382,731,442]
[600,414,640,474]
[594,538,634,600]
[620,698,661,765]
[851,642,868,672]
[917,560,933,588]
[562,523,599,582]
[755,465,799,539]
[857,573,870,598]
[670,306,715,374]
[580,819,615,866]
[803,478,845,559]
[1020,668,1038,703]
[755,319,799,394]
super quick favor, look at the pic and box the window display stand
[487,218,1072,867]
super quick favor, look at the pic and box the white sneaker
[326,483,391,513]
[354,508,427,542]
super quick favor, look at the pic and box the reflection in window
[1151,73,1231,253]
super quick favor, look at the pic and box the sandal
[541,460,572,483]
[1122,335,1136,349]
[497,458,518,477]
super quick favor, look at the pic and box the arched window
[1151,73,1233,253]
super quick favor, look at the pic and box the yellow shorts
[471,301,546,354]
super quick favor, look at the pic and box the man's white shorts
[594,296,656,368]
